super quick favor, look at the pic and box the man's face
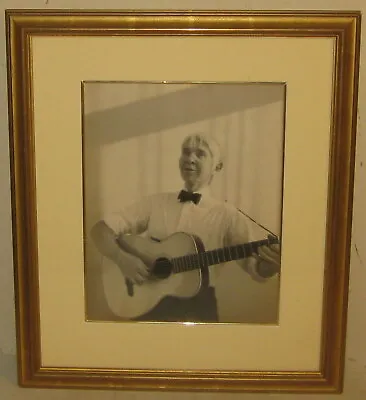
[179,139,216,192]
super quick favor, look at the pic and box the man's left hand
[255,243,281,278]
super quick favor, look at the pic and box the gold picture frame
[5,9,360,393]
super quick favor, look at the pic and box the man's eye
[196,150,206,158]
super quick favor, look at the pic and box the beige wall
[1,0,365,399]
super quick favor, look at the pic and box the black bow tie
[178,190,202,205]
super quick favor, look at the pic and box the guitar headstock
[267,234,280,246]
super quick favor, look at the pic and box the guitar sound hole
[152,258,173,279]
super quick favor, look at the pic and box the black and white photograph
[83,82,285,324]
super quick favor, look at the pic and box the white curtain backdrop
[83,82,285,322]
[84,82,284,234]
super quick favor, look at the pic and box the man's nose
[186,153,196,162]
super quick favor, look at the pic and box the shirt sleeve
[225,208,269,282]
[103,195,153,236]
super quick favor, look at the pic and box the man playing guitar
[91,132,280,322]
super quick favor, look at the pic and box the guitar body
[101,232,208,320]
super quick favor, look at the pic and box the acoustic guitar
[101,232,279,319]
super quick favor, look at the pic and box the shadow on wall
[84,83,284,144]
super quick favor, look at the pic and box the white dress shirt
[104,188,268,285]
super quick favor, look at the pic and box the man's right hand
[117,253,150,285]
[91,221,151,285]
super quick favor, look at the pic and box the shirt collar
[194,186,212,198]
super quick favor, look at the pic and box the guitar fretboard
[171,238,274,274]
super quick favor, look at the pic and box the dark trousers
[133,287,218,322]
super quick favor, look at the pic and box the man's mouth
[182,164,196,170]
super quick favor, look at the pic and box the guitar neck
[171,238,273,274]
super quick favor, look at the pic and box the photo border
[81,79,286,325]
[5,9,361,393]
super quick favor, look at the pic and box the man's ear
[215,161,223,172]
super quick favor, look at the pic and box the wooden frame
[5,9,360,393]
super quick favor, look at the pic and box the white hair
[181,132,224,167]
